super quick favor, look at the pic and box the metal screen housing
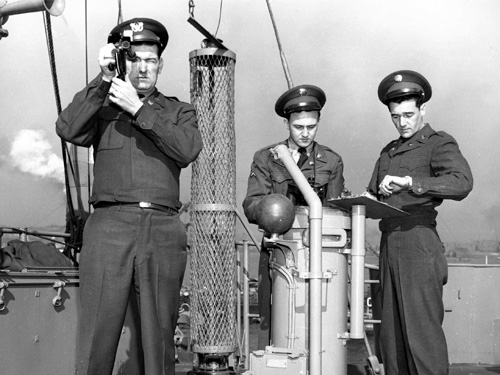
[189,47,237,354]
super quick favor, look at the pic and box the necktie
[297,147,308,168]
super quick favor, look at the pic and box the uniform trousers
[379,225,449,375]
[76,204,187,375]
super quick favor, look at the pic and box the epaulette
[165,96,180,102]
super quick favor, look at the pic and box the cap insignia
[394,74,403,82]
[130,22,144,32]
[299,88,308,96]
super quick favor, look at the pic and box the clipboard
[328,196,410,220]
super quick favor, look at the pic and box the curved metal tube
[273,144,323,375]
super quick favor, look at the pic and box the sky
[0,0,499,245]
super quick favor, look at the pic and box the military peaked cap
[378,70,432,105]
[108,18,169,55]
[275,84,326,118]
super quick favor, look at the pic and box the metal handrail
[0,227,70,248]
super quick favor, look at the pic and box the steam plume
[10,129,64,184]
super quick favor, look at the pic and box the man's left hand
[108,75,144,116]
[378,175,411,196]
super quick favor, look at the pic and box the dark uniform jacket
[368,124,473,229]
[243,140,345,224]
[56,74,203,210]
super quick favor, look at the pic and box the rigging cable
[85,0,89,85]
[265,0,293,89]
[85,0,91,209]
[214,0,223,38]
[117,0,123,24]
[43,11,84,264]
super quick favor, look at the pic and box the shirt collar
[404,123,433,144]
[287,140,313,154]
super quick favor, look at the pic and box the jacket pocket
[271,168,293,184]
[96,110,129,151]
[400,156,430,172]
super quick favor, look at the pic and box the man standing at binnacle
[367,70,473,375]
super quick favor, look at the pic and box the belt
[379,217,436,232]
[94,202,178,215]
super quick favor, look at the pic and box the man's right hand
[98,43,117,82]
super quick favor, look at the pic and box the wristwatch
[405,176,413,191]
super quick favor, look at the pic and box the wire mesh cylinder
[189,47,237,354]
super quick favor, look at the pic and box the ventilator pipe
[0,0,65,26]
[272,144,323,375]
[349,205,366,339]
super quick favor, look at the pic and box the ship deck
[175,362,500,374]
[174,322,500,374]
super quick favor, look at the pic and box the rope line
[43,13,61,114]
[43,11,84,264]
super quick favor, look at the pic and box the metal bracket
[366,355,384,375]
[321,228,348,248]
[293,270,336,279]
[187,17,227,50]
[52,281,66,307]
[337,332,350,339]
[262,345,308,358]
[0,280,9,311]
[174,325,184,346]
